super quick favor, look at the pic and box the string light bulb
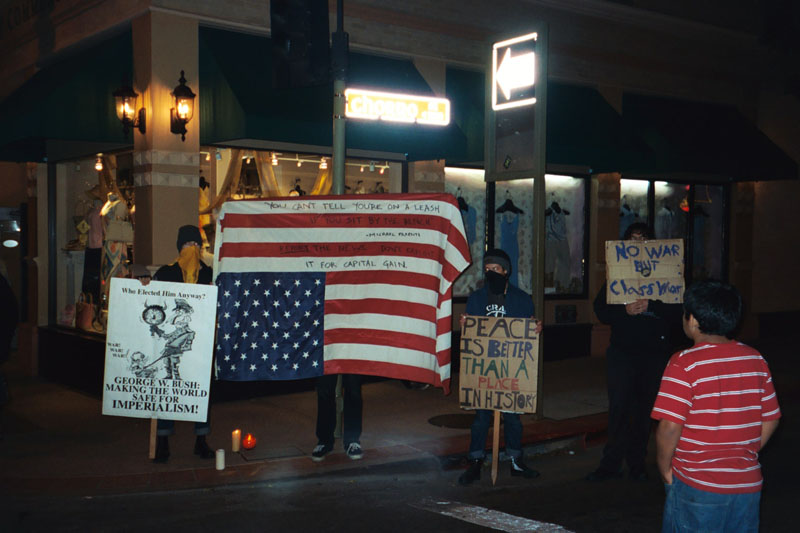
[379,166,385,175]
[95,154,103,171]
[319,158,327,170]
[369,161,375,172]
[271,152,278,166]
[297,158,302,167]
[360,166,364,173]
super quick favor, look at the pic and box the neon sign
[345,88,450,126]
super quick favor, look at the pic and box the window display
[619,179,650,238]
[654,181,688,240]
[444,167,486,297]
[495,178,535,295]
[544,174,587,296]
[691,185,725,280]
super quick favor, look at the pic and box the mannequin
[100,192,132,300]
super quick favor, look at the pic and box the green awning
[623,93,798,182]
[0,29,133,162]
[443,70,655,173]
[199,27,466,161]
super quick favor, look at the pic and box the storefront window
[654,181,688,240]
[691,185,725,280]
[56,153,131,333]
[619,179,650,238]
[544,174,587,296]
[445,167,485,297]
[492,178,536,295]
[206,148,403,205]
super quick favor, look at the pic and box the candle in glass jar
[231,429,241,452]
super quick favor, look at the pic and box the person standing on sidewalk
[652,280,780,531]
[151,225,215,463]
[587,222,683,482]
[311,373,364,462]
[458,248,542,485]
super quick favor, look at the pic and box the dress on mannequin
[82,198,104,300]
[100,192,132,296]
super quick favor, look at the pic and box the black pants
[315,373,362,448]
[599,346,668,473]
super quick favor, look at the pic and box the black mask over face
[485,270,507,295]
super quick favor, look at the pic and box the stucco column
[131,12,200,267]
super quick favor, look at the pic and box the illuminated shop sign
[492,32,537,111]
[345,88,451,126]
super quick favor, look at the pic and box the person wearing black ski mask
[458,248,543,485]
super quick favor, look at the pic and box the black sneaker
[311,443,333,462]
[585,467,623,482]
[346,442,364,460]
[458,459,482,486]
[510,456,540,478]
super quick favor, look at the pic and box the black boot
[194,435,214,459]
[153,436,170,463]
[458,458,483,486]
[510,456,540,479]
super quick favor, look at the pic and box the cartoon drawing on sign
[128,351,158,379]
[149,299,196,381]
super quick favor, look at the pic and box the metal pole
[331,0,348,195]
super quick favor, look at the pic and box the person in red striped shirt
[651,280,780,532]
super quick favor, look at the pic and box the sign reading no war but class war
[605,239,685,304]
[102,278,218,422]
[459,316,539,414]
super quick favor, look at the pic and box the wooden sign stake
[148,418,157,459]
[491,410,500,485]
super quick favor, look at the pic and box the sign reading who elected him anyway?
[102,278,218,423]
[459,315,539,414]
[605,239,685,304]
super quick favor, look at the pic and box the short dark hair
[623,222,651,240]
[683,280,742,336]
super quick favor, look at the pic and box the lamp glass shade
[113,86,138,123]
[172,71,196,122]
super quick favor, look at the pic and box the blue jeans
[662,476,760,533]
[467,409,522,460]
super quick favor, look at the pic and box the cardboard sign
[459,315,539,414]
[605,239,685,304]
[102,278,218,422]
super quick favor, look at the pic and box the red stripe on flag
[324,328,435,353]
[327,270,440,292]
[221,212,456,234]
[220,240,446,261]
[324,359,450,395]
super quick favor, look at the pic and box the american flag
[213,194,471,392]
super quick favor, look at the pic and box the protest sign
[102,278,218,422]
[605,239,685,304]
[459,315,539,414]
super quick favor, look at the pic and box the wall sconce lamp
[170,70,196,141]
[113,83,146,136]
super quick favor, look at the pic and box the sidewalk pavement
[0,356,608,497]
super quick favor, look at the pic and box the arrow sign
[496,48,536,100]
